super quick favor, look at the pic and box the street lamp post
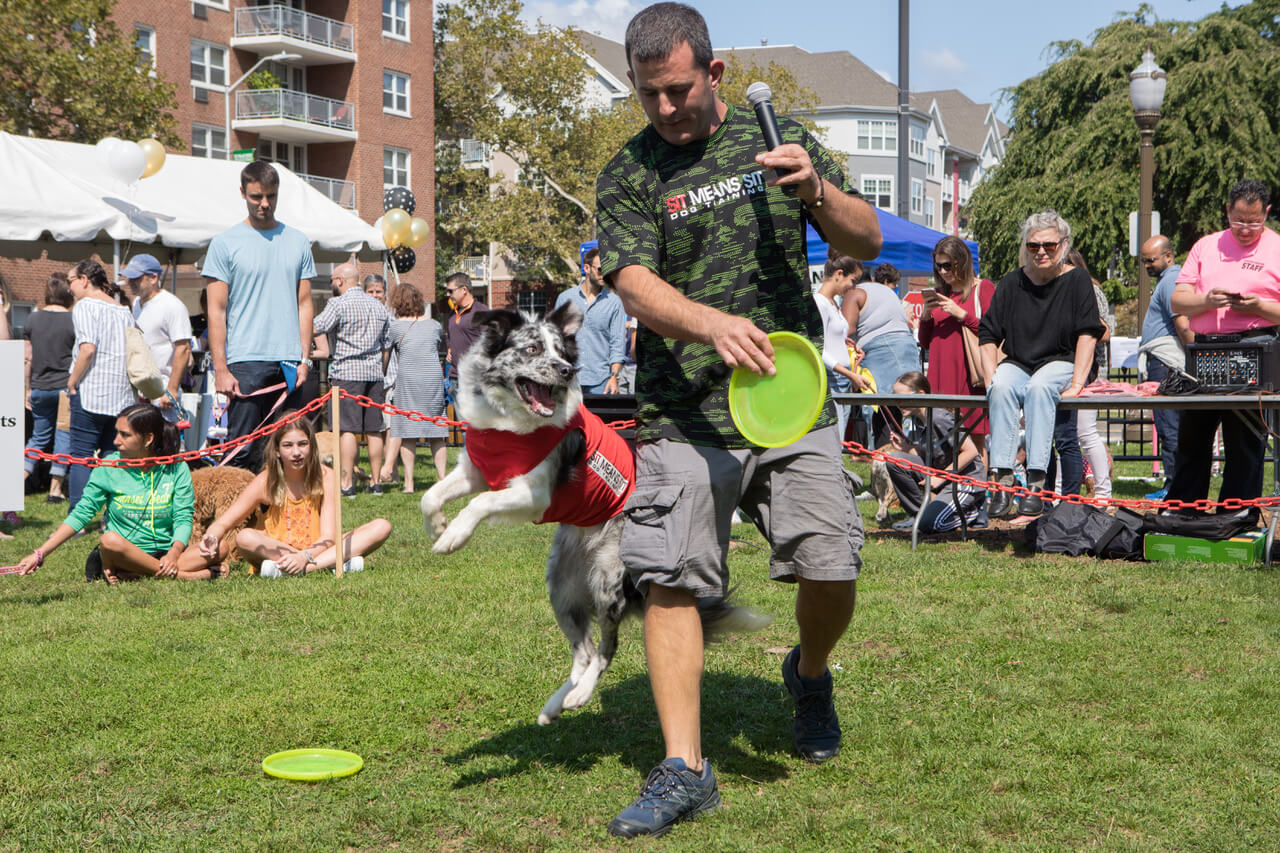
[1129,48,1167,323]
[224,50,302,160]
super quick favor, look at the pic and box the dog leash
[217,380,292,467]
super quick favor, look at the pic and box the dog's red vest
[464,408,635,527]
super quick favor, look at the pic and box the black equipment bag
[1033,504,1146,560]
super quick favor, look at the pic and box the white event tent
[0,132,387,274]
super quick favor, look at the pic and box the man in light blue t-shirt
[203,160,316,470]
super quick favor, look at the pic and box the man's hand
[214,368,240,397]
[707,313,775,376]
[1205,288,1234,310]
[156,395,174,410]
[296,362,309,386]
[1225,291,1262,315]
[603,375,620,395]
[756,144,823,205]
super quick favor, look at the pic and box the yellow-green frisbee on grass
[728,331,828,448]
[262,748,364,781]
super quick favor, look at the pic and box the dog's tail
[698,587,774,641]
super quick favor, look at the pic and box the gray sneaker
[782,645,841,763]
[608,758,720,838]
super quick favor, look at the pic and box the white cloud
[920,46,970,78]
[522,0,641,41]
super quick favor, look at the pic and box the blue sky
[520,0,1244,118]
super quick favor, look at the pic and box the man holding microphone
[596,2,881,838]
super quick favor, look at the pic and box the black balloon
[383,185,415,215]
[390,245,415,274]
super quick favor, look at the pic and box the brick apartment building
[0,0,435,326]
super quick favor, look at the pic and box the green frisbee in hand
[262,748,363,781]
[729,331,828,448]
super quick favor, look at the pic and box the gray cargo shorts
[619,425,863,599]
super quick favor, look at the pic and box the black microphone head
[746,81,772,107]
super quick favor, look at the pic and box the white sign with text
[0,341,24,510]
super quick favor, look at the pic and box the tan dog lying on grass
[188,466,261,570]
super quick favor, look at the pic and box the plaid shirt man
[313,286,390,382]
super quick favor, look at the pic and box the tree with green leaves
[434,0,822,289]
[0,0,180,146]
[967,1,1280,283]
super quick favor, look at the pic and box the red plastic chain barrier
[23,393,329,470]
[28,390,1271,514]
[842,439,1280,513]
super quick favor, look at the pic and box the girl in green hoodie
[18,403,212,582]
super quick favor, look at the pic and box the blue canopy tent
[806,208,979,283]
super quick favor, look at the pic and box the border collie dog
[422,302,769,725]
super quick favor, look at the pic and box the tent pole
[112,240,120,283]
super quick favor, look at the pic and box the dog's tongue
[520,379,556,416]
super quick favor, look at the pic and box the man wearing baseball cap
[124,253,191,413]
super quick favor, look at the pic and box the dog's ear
[546,299,583,338]
[474,309,524,341]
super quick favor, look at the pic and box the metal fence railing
[236,89,355,133]
[234,5,355,53]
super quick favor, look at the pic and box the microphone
[746,81,796,194]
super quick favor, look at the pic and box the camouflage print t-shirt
[596,102,855,448]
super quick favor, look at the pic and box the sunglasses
[1026,241,1060,254]
[1140,256,1161,264]
[934,261,953,272]
[1228,221,1266,232]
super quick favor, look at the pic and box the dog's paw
[430,511,448,537]
[432,524,473,554]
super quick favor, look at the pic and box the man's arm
[205,279,239,397]
[1174,314,1194,347]
[604,303,627,394]
[756,144,882,260]
[612,265,775,375]
[296,279,313,385]
[166,340,191,402]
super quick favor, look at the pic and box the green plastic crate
[1143,531,1266,564]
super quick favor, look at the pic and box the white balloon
[95,136,124,169]
[109,141,146,185]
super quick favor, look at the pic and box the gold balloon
[381,208,412,248]
[138,139,166,179]
[407,217,430,248]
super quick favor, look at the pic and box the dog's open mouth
[516,378,558,417]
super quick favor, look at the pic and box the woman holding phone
[918,236,995,457]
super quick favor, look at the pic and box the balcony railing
[236,89,354,133]
[460,139,490,165]
[234,5,354,53]
[460,256,489,283]
[941,184,953,202]
[300,172,356,209]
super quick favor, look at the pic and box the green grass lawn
[2,450,1278,850]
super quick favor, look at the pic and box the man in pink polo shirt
[1169,179,1280,510]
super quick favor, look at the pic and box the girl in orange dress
[200,413,390,576]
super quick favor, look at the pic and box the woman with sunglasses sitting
[977,210,1104,519]
[919,236,995,459]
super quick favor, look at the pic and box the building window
[384,146,410,188]
[517,289,547,316]
[856,119,896,153]
[911,179,924,215]
[861,175,893,210]
[135,25,155,71]
[909,125,925,160]
[256,138,306,173]
[382,70,410,116]
[382,0,409,40]
[192,124,227,159]
[196,0,230,9]
[925,197,936,229]
[927,149,938,179]
[190,40,227,88]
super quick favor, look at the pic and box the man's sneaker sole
[608,758,720,838]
